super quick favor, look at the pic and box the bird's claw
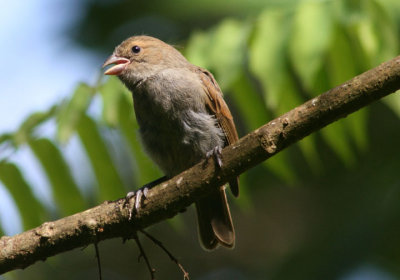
[124,176,168,220]
[125,187,149,220]
[135,187,149,210]
[206,146,223,168]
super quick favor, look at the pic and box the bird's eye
[131,45,141,54]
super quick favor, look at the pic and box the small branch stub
[260,133,278,154]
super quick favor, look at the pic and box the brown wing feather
[198,68,240,197]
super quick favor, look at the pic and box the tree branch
[1,56,400,274]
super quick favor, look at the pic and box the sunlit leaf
[250,8,292,111]
[250,8,303,112]
[13,106,57,146]
[186,19,249,89]
[327,25,358,88]
[212,20,248,88]
[289,0,333,92]
[57,83,94,143]
[185,31,210,69]
[355,0,400,117]
[355,16,379,69]
[364,0,399,65]
[99,76,130,126]
[375,0,400,20]
[29,138,85,215]
[250,8,316,179]
[0,162,46,230]
[77,114,126,201]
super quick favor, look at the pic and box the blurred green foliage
[2,0,400,279]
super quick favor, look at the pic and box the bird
[103,35,239,250]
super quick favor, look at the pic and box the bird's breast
[131,72,224,176]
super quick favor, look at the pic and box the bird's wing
[198,68,240,197]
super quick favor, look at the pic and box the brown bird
[103,35,239,250]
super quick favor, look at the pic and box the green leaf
[263,152,296,184]
[235,173,255,211]
[99,77,130,126]
[297,135,323,174]
[230,71,271,130]
[324,24,362,162]
[57,83,94,143]
[186,19,249,89]
[345,109,368,153]
[0,162,46,229]
[250,8,305,115]
[320,121,355,167]
[249,8,293,111]
[118,96,161,186]
[375,0,400,20]
[289,0,333,92]
[0,134,12,145]
[363,0,399,65]
[13,106,57,146]
[211,19,249,88]
[382,91,400,118]
[250,8,318,178]
[355,15,380,69]
[361,1,400,117]
[0,134,13,155]
[184,31,210,69]
[77,115,126,201]
[29,138,85,215]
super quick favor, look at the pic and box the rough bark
[1,56,400,274]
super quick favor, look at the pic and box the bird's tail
[195,186,235,250]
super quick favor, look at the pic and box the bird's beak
[102,54,130,75]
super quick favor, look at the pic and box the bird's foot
[125,187,150,220]
[206,146,223,168]
[125,176,168,220]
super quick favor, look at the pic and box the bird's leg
[206,146,223,168]
[126,176,168,219]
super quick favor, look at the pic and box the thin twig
[94,242,102,280]
[140,230,190,280]
[133,232,156,280]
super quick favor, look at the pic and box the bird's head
[103,35,188,86]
